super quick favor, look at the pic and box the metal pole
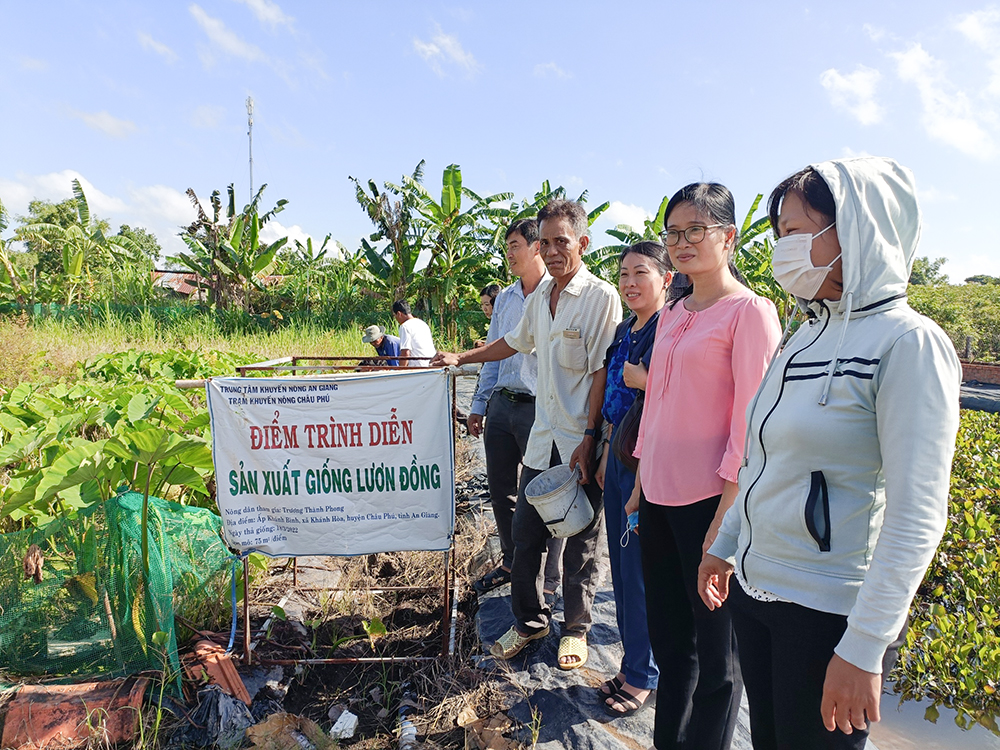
[246,96,254,202]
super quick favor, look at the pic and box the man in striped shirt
[468,219,564,602]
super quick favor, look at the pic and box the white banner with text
[207,369,454,556]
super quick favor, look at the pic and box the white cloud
[260,220,310,247]
[70,110,138,139]
[534,62,570,79]
[137,31,178,63]
[916,185,958,203]
[840,146,874,158]
[603,201,652,233]
[190,4,267,64]
[191,104,225,129]
[820,65,883,125]
[955,8,1000,97]
[413,26,480,77]
[18,57,47,71]
[891,43,996,159]
[234,0,293,29]
[863,24,885,42]
[0,171,197,261]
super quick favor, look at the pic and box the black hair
[537,199,588,240]
[506,218,539,244]
[767,166,837,236]
[391,299,411,315]
[663,182,748,304]
[480,284,501,302]
[619,240,672,276]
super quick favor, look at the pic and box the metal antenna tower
[246,96,254,202]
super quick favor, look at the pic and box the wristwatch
[584,428,598,438]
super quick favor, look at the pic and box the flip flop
[473,566,511,595]
[604,687,654,718]
[489,625,549,660]
[598,676,623,697]
[557,635,588,670]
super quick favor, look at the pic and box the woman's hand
[821,654,881,735]
[622,361,648,390]
[697,554,734,610]
[625,482,641,517]
[595,443,609,490]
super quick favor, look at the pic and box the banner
[206,369,454,556]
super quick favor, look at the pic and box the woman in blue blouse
[594,240,672,715]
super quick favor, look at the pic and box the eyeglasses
[662,224,725,246]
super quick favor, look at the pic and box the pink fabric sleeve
[717,297,782,483]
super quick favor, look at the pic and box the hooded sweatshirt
[708,156,961,674]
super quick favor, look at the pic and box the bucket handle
[541,466,582,530]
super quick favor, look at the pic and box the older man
[361,325,401,367]
[432,200,621,669]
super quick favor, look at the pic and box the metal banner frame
[180,354,468,665]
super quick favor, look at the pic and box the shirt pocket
[558,333,588,372]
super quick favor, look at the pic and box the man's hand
[697,554,734,610]
[569,436,596,484]
[430,351,460,367]
[821,654,881,735]
[467,414,484,438]
[622,361,649,390]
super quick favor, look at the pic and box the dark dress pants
[510,443,604,637]
[483,393,563,591]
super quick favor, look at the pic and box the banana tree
[16,179,142,304]
[587,195,671,285]
[174,184,288,312]
[0,198,29,304]
[731,194,794,324]
[350,160,426,302]
[402,164,513,338]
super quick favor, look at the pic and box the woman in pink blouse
[625,182,781,750]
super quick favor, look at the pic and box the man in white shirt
[432,200,621,670]
[392,300,436,367]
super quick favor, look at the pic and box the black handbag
[611,391,643,473]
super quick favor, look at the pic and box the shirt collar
[560,264,592,297]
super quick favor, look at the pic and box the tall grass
[0,311,377,388]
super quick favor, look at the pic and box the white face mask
[771,223,839,300]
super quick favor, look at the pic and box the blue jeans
[603,448,658,690]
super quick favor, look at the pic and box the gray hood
[811,156,921,315]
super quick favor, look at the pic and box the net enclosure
[0,491,232,682]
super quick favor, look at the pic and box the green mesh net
[0,491,232,682]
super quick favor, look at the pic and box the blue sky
[1,0,997,282]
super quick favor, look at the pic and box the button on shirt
[470,276,549,416]
[504,265,622,471]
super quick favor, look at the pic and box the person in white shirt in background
[467,219,564,605]
[392,300,436,367]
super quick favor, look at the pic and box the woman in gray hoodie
[697,156,961,749]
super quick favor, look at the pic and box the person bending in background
[393,299,435,366]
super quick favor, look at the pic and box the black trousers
[483,392,564,590]
[511,443,604,638]
[640,495,742,750]
[729,579,904,750]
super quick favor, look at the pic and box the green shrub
[909,284,1000,362]
[894,410,1000,732]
